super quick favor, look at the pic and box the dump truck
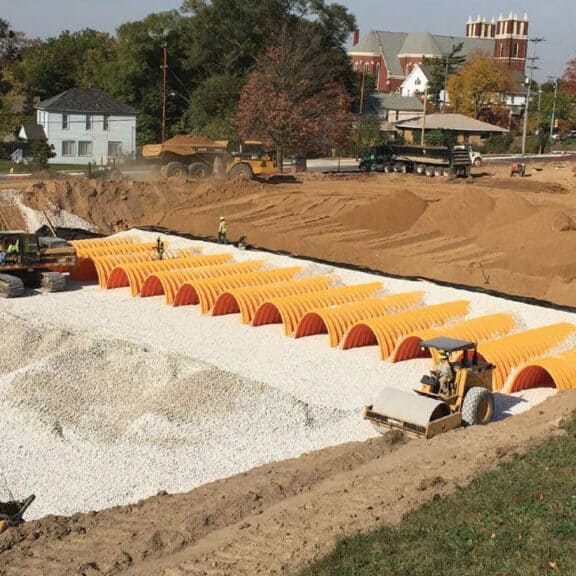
[364,337,495,439]
[142,135,278,180]
[358,143,472,177]
[0,231,76,297]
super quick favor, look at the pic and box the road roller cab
[364,337,496,438]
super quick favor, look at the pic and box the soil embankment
[3,159,576,307]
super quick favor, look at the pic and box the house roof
[350,30,494,78]
[375,93,424,112]
[37,88,137,115]
[399,32,442,58]
[395,113,508,133]
[361,93,424,117]
[18,123,47,141]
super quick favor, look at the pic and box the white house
[401,64,431,97]
[21,88,137,165]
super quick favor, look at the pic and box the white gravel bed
[0,229,572,519]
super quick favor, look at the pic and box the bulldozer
[0,231,76,298]
[364,337,495,439]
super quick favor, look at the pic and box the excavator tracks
[0,274,25,298]
[37,271,67,292]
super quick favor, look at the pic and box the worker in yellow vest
[218,216,228,244]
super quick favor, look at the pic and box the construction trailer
[359,143,472,177]
[142,137,278,181]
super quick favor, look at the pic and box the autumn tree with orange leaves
[447,54,515,119]
[237,28,352,170]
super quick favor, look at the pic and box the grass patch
[299,415,576,576]
[0,160,88,174]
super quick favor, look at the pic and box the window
[62,114,69,130]
[514,42,519,58]
[103,115,110,131]
[62,140,76,157]
[78,141,93,157]
[500,44,504,58]
[107,141,122,158]
[85,115,92,130]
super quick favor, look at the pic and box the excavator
[364,337,495,439]
[0,231,76,298]
[0,495,35,534]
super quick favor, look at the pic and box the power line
[521,37,545,157]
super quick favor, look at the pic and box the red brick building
[349,12,529,93]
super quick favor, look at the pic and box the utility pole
[549,76,559,142]
[161,42,168,144]
[442,55,449,113]
[521,37,544,157]
[536,85,543,135]
[355,65,367,161]
[420,86,428,145]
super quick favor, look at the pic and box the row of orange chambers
[70,236,576,393]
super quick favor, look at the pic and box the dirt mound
[164,135,219,147]
[340,189,427,235]
[1,391,575,576]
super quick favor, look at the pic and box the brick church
[349,12,529,93]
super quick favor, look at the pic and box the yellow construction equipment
[0,231,76,298]
[142,136,278,180]
[364,337,495,439]
[0,494,35,534]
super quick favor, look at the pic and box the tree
[237,27,352,169]
[562,57,576,98]
[10,29,116,100]
[424,42,465,108]
[447,54,514,119]
[176,0,355,142]
[30,140,55,170]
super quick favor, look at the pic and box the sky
[2,0,574,80]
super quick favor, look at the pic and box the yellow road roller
[364,337,495,439]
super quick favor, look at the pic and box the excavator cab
[0,232,38,266]
[364,337,496,439]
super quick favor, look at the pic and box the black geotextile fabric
[137,226,576,315]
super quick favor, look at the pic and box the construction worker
[7,238,19,256]
[218,216,228,244]
[433,351,454,390]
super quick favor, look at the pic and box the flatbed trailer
[359,144,472,178]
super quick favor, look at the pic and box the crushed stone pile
[0,312,354,518]
[0,189,93,232]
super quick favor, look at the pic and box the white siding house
[401,64,430,97]
[31,88,137,165]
